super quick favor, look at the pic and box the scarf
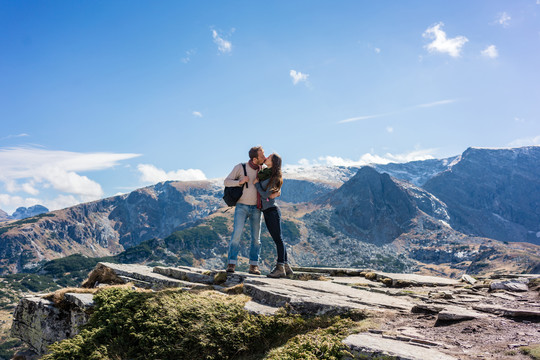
[257,167,272,181]
[248,160,262,209]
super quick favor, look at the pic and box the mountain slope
[424,146,540,245]
[0,181,223,274]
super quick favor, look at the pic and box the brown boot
[267,264,286,278]
[226,264,236,273]
[248,265,261,275]
[284,263,294,277]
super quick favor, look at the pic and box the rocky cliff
[424,146,540,245]
[9,262,540,359]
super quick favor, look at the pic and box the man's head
[249,146,266,165]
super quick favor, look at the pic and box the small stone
[461,274,477,285]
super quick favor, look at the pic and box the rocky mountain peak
[11,205,49,220]
[322,166,417,246]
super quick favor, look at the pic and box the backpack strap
[242,163,248,188]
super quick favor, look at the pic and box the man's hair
[249,146,262,161]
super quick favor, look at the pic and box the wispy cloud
[338,99,458,124]
[192,111,203,118]
[290,70,309,85]
[212,30,232,54]
[423,22,468,58]
[415,99,457,108]
[338,113,390,124]
[496,12,511,27]
[137,164,207,184]
[481,45,498,58]
[508,135,540,147]
[386,126,394,133]
[181,49,196,63]
[375,48,381,54]
[0,133,29,141]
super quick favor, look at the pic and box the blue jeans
[227,204,262,265]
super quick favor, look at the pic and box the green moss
[264,320,354,360]
[521,344,540,359]
[44,288,360,360]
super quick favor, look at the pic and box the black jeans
[263,207,287,264]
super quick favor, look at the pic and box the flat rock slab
[343,333,457,360]
[473,304,540,319]
[64,293,94,309]
[97,262,196,290]
[244,300,281,316]
[329,276,382,287]
[437,305,490,321]
[243,277,414,316]
[372,271,460,287]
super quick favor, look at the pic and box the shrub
[43,288,358,360]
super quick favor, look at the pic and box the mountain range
[0,205,49,222]
[0,146,539,276]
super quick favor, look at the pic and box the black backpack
[223,163,247,207]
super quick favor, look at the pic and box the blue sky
[1,0,539,213]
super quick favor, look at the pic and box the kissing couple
[224,145,293,278]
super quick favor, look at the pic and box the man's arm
[224,164,244,187]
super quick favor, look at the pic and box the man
[224,146,278,274]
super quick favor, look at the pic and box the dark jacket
[255,179,278,211]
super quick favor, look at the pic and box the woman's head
[267,153,283,191]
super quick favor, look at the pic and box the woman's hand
[253,177,259,184]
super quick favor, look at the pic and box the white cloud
[181,49,196,63]
[137,164,207,184]
[286,149,436,169]
[415,99,457,108]
[481,45,498,58]
[386,126,394,133]
[496,12,511,27]
[192,111,203,118]
[375,48,381,54]
[0,133,29,141]
[0,194,40,211]
[0,147,140,210]
[508,135,540,147]
[338,99,458,124]
[212,30,232,54]
[338,114,388,124]
[290,70,309,85]
[423,22,468,57]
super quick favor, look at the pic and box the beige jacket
[224,163,259,206]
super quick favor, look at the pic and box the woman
[253,153,294,278]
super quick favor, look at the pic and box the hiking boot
[267,264,286,278]
[248,265,261,275]
[284,263,294,277]
[226,264,236,273]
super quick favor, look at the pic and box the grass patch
[521,344,540,359]
[43,288,368,360]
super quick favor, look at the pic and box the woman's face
[264,154,273,168]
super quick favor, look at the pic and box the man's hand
[269,190,281,199]
[253,177,259,184]
[239,176,249,185]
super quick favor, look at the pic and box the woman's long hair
[268,154,283,192]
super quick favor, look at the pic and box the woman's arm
[255,182,275,199]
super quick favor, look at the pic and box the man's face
[255,149,266,165]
